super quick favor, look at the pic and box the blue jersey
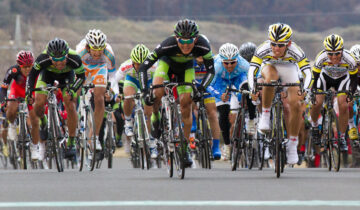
[209,54,250,105]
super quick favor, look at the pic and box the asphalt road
[0,158,359,210]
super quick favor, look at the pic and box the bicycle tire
[19,115,27,170]
[329,110,341,172]
[247,142,255,170]
[49,110,64,172]
[174,105,185,179]
[231,108,244,171]
[168,151,174,177]
[81,107,97,171]
[201,113,212,169]
[273,105,281,178]
[106,122,114,169]
[10,141,18,169]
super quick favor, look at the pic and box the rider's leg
[206,99,221,159]
[6,101,18,142]
[259,65,278,131]
[338,94,350,151]
[348,101,358,140]
[93,86,106,150]
[123,85,136,136]
[33,92,47,160]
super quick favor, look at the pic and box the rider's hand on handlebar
[144,90,154,106]
[250,91,260,101]
[221,93,230,102]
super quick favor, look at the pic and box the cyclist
[229,42,257,137]
[26,38,85,160]
[76,29,116,151]
[0,51,36,159]
[248,23,312,164]
[139,19,215,167]
[192,56,221,160]
[349,44,360,142]
[310,34,358,152]
[209,43,250,161]
[110,44,158,158]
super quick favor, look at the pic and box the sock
[340,133,345,139]
[289,136,298,145]
[125,115,131,121]
[311,120,318,127]
[67,136,76,146]
[151,111,160,122]
[348,118,355,129]
[262,108,271,117]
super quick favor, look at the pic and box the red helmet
[16,51,34,66]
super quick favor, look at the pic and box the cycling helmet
[323,34,344,51]
[219,43,239,60]
[268,23,292,42]
[130,44,150,64]
[174,19,199,39]
[85,29,107,48]
[16,51,34,66]
[239,42,257,62]
[350,44,360,62]
[47,38,69,58]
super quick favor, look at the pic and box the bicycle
[77,83,97,171]
[227,87,258,171]
[193,90,213,169]
[310,89,345,172]
[5,98,35,170]
[96,85,116,169]
[33,83,69,172]
[255,80,302,178]
[0,117,8,169]
[152,81,194,179]
[124,91,151,170]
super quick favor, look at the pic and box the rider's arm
[26,53,51,93]
[201,51,215,89]
[247,56,262,91]
[311,51,325,90]
[67,52,85,92]
[0,66,17,102]
[104,44,116,79]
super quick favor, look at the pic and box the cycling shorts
[315,72,349,95]
[124,74,152,92]
[153,57,195,95]
[261,63,300,84]
[9,81,34,111]
[35,70,75,96]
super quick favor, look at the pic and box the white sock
[348,118,355,129]
[262,108,271,117]
[289,136,298,147]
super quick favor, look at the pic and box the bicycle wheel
[328,110,341,172]
[246,139,256,170]
[19,116,27,170]
[49,111,64,172]
[201,113,212,169]
[173,105,185,179]
[231,111,241,171]
[106,123,114,169]
[80,107,97,171]
[130,135,141,168]
[160,109,173,176]
[9,140,18,169]
[273,106,281,178]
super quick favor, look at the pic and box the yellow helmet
[268,23,292,42]
[323,34,344,51]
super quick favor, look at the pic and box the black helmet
[47,38,69,58]
[239,42,257,62]
[174,19,199,39]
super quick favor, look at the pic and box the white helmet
[350,44,360,62]
[219,43,239,60]
[85,29,107,48]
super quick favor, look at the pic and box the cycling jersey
[209,54,249,106]
[110,59,157,94]
[0,65,27,102]
[76,39,116,87]
[139,34,215,93]
[312,50,358,92]
[248,40,312,91]
[194,60,215,104]
[27,49,85,94]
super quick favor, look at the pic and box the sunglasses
[51,56,66,62]
[327,51,341,56]
[89,44,106,51]
[270,42,288,48]
[20,64,33,68]
[223,60,237,65]
[177,38,195,44]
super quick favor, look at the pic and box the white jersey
[248,40,312,90]
[313,49,357,79]
[110,59,157,95]
[76,39,116,77]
